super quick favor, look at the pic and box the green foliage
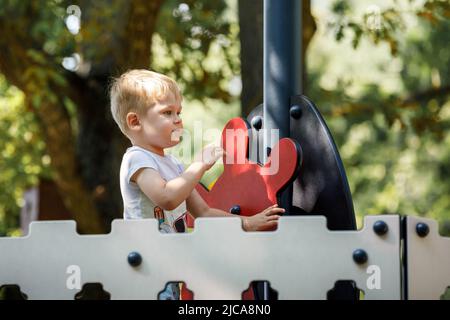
[0,0,448,237]
[308,0,450,232]
[0,75,52,236]
[152,0,241,103]
[328,0,450,55]
[0,0,242,232]
[0,0,76,58]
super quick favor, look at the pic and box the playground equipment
[0,212,449,299]
[1,107,449,300]
[0,0,449,300]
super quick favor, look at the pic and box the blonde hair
[109,69,182,136]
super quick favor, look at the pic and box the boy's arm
[134,162,207,211]
[186,189,232,218]
[186,189,284,231]
[134,144,224,211]
[187,190,249,228]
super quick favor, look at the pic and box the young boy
[110,69,284,299]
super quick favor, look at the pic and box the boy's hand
[194,144,226,171]
[243,204,284,231]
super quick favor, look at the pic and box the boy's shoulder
[120,147,184,181]
[121,146,161,171]
[124,146,160,159]
[123,146,181,168]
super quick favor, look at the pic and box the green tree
[0,0,449,236]
[0,0,239,234]
[306,0,450,230]
[0,75,51,235]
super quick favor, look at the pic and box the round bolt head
[251,116,263,131]
[416,223,429,238]
[373,220,389,236]
[230,205,241,215]
[353,249,368,265]
[290,105,302,119]
[127,251,142,267]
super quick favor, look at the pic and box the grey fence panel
[0,215,401,299]
[406,216,450,300]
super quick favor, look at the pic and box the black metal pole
[259,0,302,300]
[263,0,302,158]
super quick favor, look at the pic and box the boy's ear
[126,112,140,130]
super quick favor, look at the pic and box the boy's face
[131,92,183,153]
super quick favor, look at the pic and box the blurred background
[0,0,449,236]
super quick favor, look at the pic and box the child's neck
[133,142,165,156]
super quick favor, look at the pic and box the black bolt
[373,220,389,236]
[290,105,302,119]
[416,223,429,238]
[230,205,241,215]
[127,251,142,267]
[251,116,263,131]
[353,249,368,265]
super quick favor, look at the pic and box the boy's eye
[163,111,172,115]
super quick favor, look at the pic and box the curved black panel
[289,95,356,231]
[246,95,356,231]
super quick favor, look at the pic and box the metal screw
[416,223,429,238]
[230,205,241,215]
[251,116,263,131]
[353,249,368,265]
[127,251,142,267]
[373,220,388,236]
[290,105,302,119]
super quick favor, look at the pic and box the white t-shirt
[120,146,187,234]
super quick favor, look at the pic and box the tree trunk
[238,0,263,118]
[0,0,164,233]
[302,0,317,94]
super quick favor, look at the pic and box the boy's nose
[174,114,182,123]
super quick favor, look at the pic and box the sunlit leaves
[328,1,404,54]
[328,0,449,55]
[0,75,52,235]
[152,0,240,103]
[418,0,450,23]
[309,1,450,230]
